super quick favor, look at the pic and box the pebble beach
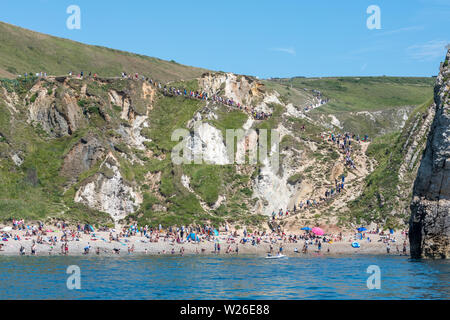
[0,224,410,257]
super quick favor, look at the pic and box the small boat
[265,254,287,259]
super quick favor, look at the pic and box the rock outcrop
[410,50,450,259]
[60,134,106,182]
[199,72,282,113]
[185,121,230,165]
[27,84,85,137]
[74,153,142,223]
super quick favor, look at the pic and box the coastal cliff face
[410,50,450,259]
[0,70,436,229]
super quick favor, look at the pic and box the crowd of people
[160,82,272,120]
[321,131,369,169]
[0,217,410,257]
[20,70,277,121]
[358,229,408,255]
[300,89,329,112]
[273,130,370,221]
[63,70,274,121]
[272,175,346,221]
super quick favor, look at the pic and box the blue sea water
[0,255,448,299]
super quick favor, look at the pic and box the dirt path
[280,137,374,231]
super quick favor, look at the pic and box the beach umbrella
[311,227,324,235]
[357,227,367,232]
[389,228,394,234]
[301,227,311,231]
[213,229,219,236]
[2,227,12,232]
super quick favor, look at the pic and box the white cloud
[270,47,296,55]
[407,40,449,61]
[377,25,424,36]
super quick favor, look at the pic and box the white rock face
[251,120,311,216]
[254,92,282,113]
[186,122,230,165]
[108,90,131,120]
[304,98,328,113]
[11,153,23,166]
[200,73,254,106]
[196,72,318,216]
[74,155,141,222]
[27,85,83,137]
[117,115,150,150]
[242,117,254,130]
[329,115,343,129]
[252,152,295,216]
[251,125,295,216]
[2,88,19,114]
[286,103,306,118]
[199,72,281,114]
[212,195,226,210]
[181,174,191,191]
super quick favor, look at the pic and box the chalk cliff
[410,50,450,259]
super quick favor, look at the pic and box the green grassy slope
[262,80,311,107]
[268,76,434,137]
[345,98,434,228]
[0,21,208,81]
[272,76,434,112]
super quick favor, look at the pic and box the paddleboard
[265,254,287,259]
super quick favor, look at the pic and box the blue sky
[1,0,449,78]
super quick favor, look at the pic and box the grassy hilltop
[270,76,434,112]
[267,76,434,137]
[0,21,207,81]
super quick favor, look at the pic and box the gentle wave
[0,255,448,300]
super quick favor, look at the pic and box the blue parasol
[301,227,311,231]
